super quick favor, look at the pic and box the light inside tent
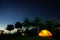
[38,30,52,37]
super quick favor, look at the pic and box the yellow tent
[38,29,52,37]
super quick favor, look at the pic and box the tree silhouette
[44,20,50,29]
[23,17,31,29]
[6,24,14,31]
[29,28,38,36]
[15,22,22,28]
[32,17,43,33]
[15,22,23,34]
[0,30,4,36]
[54,24,60,40]
[39,23,45,30]
[16,29,22,36]
[24,28,30,36]
[45,19,58,30]
[45,19,58,38]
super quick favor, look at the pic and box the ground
[0,35,56,40]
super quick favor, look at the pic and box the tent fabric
[38,30,52,37]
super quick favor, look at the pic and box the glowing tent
[38,29,52,37]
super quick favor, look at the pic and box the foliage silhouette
[32,17,43,33]
[22,17,31,32]
[14,29,22,36]
[0,17,59,40]
[24,28,38,36]
[44,19,58,40]
[6,24,14,31]
[24,28,30,36]
[29,28,38,36]
[15,22,22,28]
[46,20,57,29]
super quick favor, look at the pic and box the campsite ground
[0,35,55,40]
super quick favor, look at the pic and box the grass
[0,35,56,40]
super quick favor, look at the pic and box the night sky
[0,0,60,29]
